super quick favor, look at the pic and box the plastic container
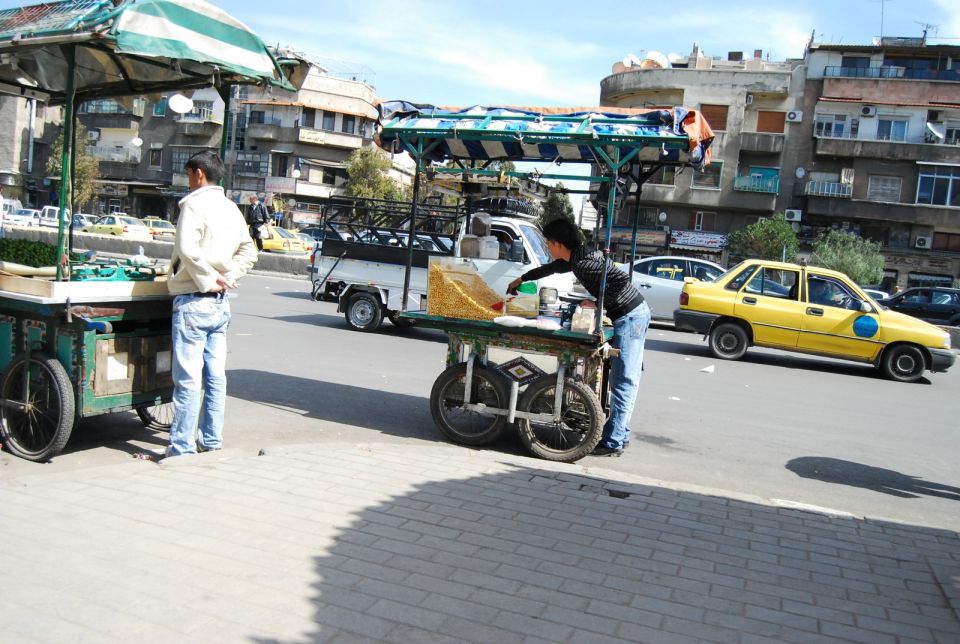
[459,234,479,258]
[471,213,491,237]
[478,236,499,259]
[517,281,538,295]
[570,305,596,334]
[504,294,539,318]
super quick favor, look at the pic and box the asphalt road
[3,273,958,532]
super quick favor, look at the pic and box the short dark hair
[185,150,224,184]
[541,218,583,250]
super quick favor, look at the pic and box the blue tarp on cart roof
[376,101,714,170]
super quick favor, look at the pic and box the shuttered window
[867,175,902,202]
[757,111,786,133]
[691,161,723,189]
[700,104,728,131]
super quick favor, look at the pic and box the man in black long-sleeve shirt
[508,219,651,456]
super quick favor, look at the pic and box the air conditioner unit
[783,209,802,222]
[861,105,877,117]
[786,110,803,122]
[745,93,754,106]
[915,236,932,249]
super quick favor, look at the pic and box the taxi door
[797,273,882,359]
[733,266,802,349]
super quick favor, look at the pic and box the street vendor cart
[0,0,292,461]
[375,102,714,462]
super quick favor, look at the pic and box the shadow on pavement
[245,456,960,643]
[787,456,960,500]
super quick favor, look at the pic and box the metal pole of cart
[402,137,424,312]
[55,45,76,282]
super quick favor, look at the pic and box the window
[916,165,960,207]
[747,268,798,299]
[641,258,685,281]
[148,148,162,168]
[699,104,728,131]
[933,232,960,252]
[807,275,857,309]
[153,98,166,117]
[726,263,759,292]
[235,152,268,175]
[171,147,213,171]
[301,108,315,128]
[841,55,871,69]
[647,166,676,186]
[342,115,356,134]
[322,168,337,185]
[756,111,786,134]
[249,110,265,125]
[877,118,907,142]
[691,162,722,189]
[867,175,902,202]
[322,111,336,131]
[687,210,716,231]
[945,123,960,145]
[814,114,857,138]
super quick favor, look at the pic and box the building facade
[0,96,61,207]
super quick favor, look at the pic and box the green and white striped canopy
[0,0,292,104]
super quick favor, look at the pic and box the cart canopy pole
[402,138,424,310]
[55,44,76,282]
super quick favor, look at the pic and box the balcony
[739,132,784,154]
[815,136,960,162]
[734,175,780,194]
[797,181,852,198]
[823,66,960,82]
[805,197,959,227]
[246,118,285,142]
[297,126,362,150]
[176,108,223,137]
[86,145,141,164]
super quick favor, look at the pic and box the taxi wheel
[709,322,749,361]
[881,345,926,383]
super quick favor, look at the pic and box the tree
[47,122,100,212]
[539,182,575,228]
[809,229,885,285]
[726,213,799,262]
[343,147,409,201]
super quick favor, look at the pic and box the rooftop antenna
[869,0,895,41]
[915,21,939,42]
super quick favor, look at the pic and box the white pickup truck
[308,197,584,331]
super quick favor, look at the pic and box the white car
[7,208,41,227]
[862,288,890,301]
[622,255,726,321]
[38,205,70,228]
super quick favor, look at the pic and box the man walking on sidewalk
[165,150,257,457]
[246,193,270,252]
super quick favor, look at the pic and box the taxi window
[807,276,859,309]
[725,264,758,291]
[746,268,797,298]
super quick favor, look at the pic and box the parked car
[261,225,308,253]
[621,256,726,322]
[880,287,960,327]
[39,205,70,228]
[142,217,176,240]
[71,213,97,229]
[7,208,41,227]
[674,259,955,382]
[83,215,152,241]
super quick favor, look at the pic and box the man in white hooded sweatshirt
[165,150,257,457]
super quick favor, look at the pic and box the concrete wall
[3,227,312,276]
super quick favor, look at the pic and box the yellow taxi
[142,217,176,240]
[82,214,152,241]
[260,225,307,254]
[674,259,955,383]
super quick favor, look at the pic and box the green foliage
[539,183,575,227]
[809,229,885,285]
[343,147,409,201]
[47,122,101,211]
[726,213,799,262]
[0,239,81,267]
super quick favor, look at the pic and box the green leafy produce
[0,239,82,268]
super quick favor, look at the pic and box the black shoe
[591,446,624,457]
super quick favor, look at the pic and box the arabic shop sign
[670,230,727,249]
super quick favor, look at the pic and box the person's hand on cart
[506,277,522,296]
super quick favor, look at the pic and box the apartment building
[795,39,960,291]
[0,95,61,207]
[599,45,805,263]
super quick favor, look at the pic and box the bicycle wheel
[516,375,603,462]
[0,352,75,462]
[429,362,509,446]
[136,402,175,430]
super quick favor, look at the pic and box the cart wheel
[136,402,175,430]
[430,362,509,446]
[0,352,75,462]
[516,376,603,463]
[345,292,383,332]
[388,311,416,329]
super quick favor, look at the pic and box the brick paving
[1,442,958,643]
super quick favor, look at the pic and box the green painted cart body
[0,292,174,461]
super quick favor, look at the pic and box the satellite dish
[168,93,194,114]
[667,53,684,64]
[286,198,297,208]
[130,137,143,147]
[612,62,628,74]
[795,167,806,179]
[641,51,670,69]
[926,121,946,140]
[628,53,643,67]
[622,55,633,68]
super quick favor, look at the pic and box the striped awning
[0,0,292,104]
[376,102,714,170]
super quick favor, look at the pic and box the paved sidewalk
[1,442,958,643]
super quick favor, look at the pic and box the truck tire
[345,292,383,332]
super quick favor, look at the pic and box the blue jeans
[167,293,231,456]
[600,301,651,450]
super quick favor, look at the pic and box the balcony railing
[823,66,960,82]
[86,145,141,164]
[248,116,282,126]
[733,175,780,193]
[79,99,145,117]
[177,107,222,123]
[798,180,852,198]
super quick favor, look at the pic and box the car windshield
[15,209,35,215]
[120,217,144,226]
[151,220,174,229]
[519,223,551,265]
